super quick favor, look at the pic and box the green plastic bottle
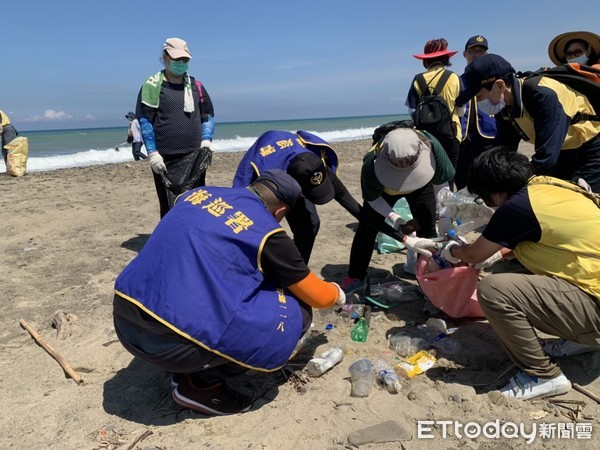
[351,317,369,342]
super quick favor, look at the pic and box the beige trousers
[477,273,600,378]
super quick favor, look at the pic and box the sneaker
[544,338,599,358]
[340,276,367,295]
[499,371,571,400]
[172,376,252,415]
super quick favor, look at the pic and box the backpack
[413,70,454,141]
[371,119,414,144]
[518,63,600,123]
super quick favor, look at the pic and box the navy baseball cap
[456,53,515,106]
[465,35,488,51]
[255,169,302,209]
[287,152,335,205]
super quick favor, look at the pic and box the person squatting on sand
[340,127,455,295]
[113,170,346,415]
[233,130,418,264]
[136,37,215,218]
[456,53,600,193]
[440,148,600,400]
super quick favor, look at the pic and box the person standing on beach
[124,112,147,161]
[0,109,19,165]
[406,38,463,172]
[232,130,416,264]
[136,37,215,218]
[113,170,346,415]
[548,31,600,68]
[455,35,497,190]
[441,148,600,400]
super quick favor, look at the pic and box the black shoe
[172,376,252,415]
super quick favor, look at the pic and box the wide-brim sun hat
[373,128,435,192]
[548,31,600,65]
[413,49,458,60]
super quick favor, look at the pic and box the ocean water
[1,114,408,173]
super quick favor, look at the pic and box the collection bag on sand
[5,136,29,177]
[415,255,484,318]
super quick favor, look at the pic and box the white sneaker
[544,338,599,358]
[499,371,571,400]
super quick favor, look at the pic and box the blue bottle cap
[325,323,333,330]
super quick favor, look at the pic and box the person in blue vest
[455,35,497,190]
[441,148,600,400]
[113,169,346,416]
[233,130,415,264]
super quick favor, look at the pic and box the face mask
[169,61,188,76]
[477,97,506,115]
[567,54,588,65]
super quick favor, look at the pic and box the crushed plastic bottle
[394,350,437,379]
[369,282,421,304]
[426,250,454,272]
[306,346,345,377]
[389,332,427,357]
[374,359,402,394]
[437,187,494,226]
[340,303,366,320]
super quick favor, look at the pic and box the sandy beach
[1,138,599,450]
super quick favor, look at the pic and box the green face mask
[169,61,188,76]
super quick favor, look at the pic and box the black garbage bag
[160,147,213,208]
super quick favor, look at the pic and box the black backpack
[413,70,454,141]
[371,119,414,144]
[518,63,600,123]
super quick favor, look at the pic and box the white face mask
[477,96,506,115]
[567,54,588,65]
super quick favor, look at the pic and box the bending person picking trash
[440,147,600,400]
[113,170,346,415]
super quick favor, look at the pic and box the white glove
[200,140,212,150]
[148,151,167,174]
[331,282,346,306]
[577,178,593,193]
[440,241,462,264]
[388,212,407,230]
[474,251,503,270]
[403,235,445,258]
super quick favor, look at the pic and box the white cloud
[83,113,96,120]
[23,109,74,122]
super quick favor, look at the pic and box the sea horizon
[2,114,409,174]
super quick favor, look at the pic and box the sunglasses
[565,48,586,58]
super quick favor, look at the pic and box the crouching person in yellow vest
[441,148,600,401]
[113,169,345,415]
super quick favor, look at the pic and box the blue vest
[114,186,304,371]
[232,130,338,187]
[460,99,497,142]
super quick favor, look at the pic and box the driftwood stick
[19,319,83,385]
[126,430,153,450]
[573,383,600,404]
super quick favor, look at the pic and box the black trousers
[131,142,147,161]
[286,197,320,264]
[347,183,436,280]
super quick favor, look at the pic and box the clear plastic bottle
[306,346,345,377]
[374,359,402,394]
[369,282,421,303]
[437,188,494,224]
[340,303,366,320]
[389,332,426,357]
[426,250,454,273]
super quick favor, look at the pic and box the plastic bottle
[340,303,366,320]
[437,188,495,224]
[369,282,421,303]
[351,317,369,342]
[389,332,426,357]
[306,346,345,377]
[426,250,454,272]
[374,359,402,394]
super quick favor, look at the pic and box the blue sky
[2,1,598,131]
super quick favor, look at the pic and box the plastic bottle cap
[456,219,463,225]
[448,229,456,238]
[325,324,333,330]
